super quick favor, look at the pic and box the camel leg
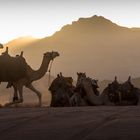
[7,84,24,105]
[118,92,122,105]
[13,85,19,102]
[4,84,22,107]
[26,84,42,107]
[17,84,24,103]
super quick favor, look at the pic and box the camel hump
[0,49,28,81]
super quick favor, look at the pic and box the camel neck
[30,55,51,81]
[83,81,102,105]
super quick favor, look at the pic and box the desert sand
[0,106,140,140]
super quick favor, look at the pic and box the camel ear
[60,72,62,77]
[115,76,117,81]
[128,76,131,82]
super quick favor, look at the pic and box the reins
[48,59,54,87]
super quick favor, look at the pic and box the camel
[2,48,59,107]
[75,73,103,106]
[116,76,139,105]
[101,76,121,105]
[49,73,75,107]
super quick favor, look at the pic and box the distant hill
[3,15,140,80]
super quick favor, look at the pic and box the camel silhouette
[49,73,74,107]
[0,47,59,107]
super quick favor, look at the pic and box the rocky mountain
[3,15,140,80]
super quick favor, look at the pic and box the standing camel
[5,51,59,106]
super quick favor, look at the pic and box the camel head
[91,79,100,95]
[76,72,86,87]
[84,77,99,96]
[76,74,100,96]
[44,51,59,60]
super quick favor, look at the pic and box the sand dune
[0,106,140,140]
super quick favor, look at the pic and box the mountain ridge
[3,15,140,80]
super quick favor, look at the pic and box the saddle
[0,48,28,82]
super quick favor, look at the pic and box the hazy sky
[0,0,140,43]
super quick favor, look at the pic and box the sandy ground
[0,106,140,140]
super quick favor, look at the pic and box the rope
[48,59,54,87]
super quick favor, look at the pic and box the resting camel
[75,73,103,105]
[0,48,59,106]
[49,73,75,107]
[101,76,121,105]
[49,72,140,107]
[111,76,139,105]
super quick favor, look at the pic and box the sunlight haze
[0,0,140,43]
